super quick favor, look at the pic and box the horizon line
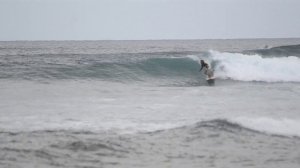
[1,37,300,42]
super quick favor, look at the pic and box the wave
[231,117,300,137]
[2,51,300,83]
[1,118,299,168]
[245,44,300,56]
[210,51,300,82]
[0,54,206,85]
[165,118,300,138]
[2,118,299,138]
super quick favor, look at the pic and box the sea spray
[211,51,300,82]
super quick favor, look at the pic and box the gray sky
[1,0,300,40]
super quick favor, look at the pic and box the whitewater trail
[210,51,300,82]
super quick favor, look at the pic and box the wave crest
[245,44,300,56]
[187,118,300,138]
[211,51,300,82]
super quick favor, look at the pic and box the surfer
[199,60,214,78]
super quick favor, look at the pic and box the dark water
[1,120,300,168]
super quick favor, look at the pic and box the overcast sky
[1,0,300,40]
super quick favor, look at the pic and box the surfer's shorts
[206,69,214,78]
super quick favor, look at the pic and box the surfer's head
[200,60,209,68]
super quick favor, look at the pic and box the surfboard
[206,77,215,86]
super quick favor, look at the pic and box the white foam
[186,55,200,62]
[232,117,300,137]
[210,51,300,82]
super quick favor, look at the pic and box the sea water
[1,39,300,168]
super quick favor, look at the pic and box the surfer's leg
[204,69,208,75]
[207,69,213,78]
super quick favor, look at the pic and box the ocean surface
[1,39,300,168]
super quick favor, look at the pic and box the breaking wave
[2,48,300,83]
[211,51,300,82]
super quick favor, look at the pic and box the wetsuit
[200,62,214,78]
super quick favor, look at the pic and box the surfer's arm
[199,65,204,71]
[199,64,207,71]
